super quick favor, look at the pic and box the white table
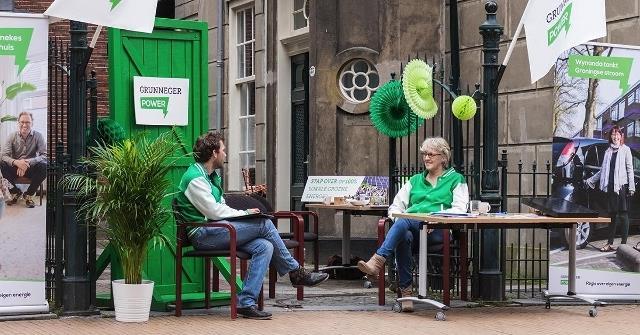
[393,213,611,320]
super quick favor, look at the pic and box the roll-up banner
[0,13,49,315]
[551,43,640,298]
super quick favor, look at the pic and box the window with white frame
[627,123,634,138]
[234,4,256,184]
[611,105,619,121]
[617,101,625,120]
[596,117,602,131]
[635,120,640,137]
[293,0,309,30]
[237,6,254,79]
[239,82,256,180]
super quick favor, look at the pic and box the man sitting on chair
[176,131,329,320]
[0,112,47,208]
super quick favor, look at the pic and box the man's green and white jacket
[176,163,249,237]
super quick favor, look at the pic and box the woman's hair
[420,137,451,167]
[608,125,625,145]
[193,131,224,163]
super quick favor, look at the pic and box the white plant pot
[112,279,154,322]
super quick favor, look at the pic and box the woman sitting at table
[357,137,469,312]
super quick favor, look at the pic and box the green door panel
[100,18,237,311]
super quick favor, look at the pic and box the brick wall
[14,0,110,118]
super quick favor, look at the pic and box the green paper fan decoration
[369,80,423,138]
[96,118,126,146]
[402,59,438,119]
[452,95,477,121]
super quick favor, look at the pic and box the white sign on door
[133,76,189,125]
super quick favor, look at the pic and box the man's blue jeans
[376,218,444,290]
[190,218,300,308]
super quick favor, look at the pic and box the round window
[338,59,380,104]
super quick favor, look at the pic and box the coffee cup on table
[470,200,491,215]
[333,196,346,205]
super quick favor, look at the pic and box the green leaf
[5,82,36,100]
[0,115,18,123]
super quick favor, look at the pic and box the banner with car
[551,42,640,296]
[0,13,49,314]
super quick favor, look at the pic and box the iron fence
[45,38,99,308]
[501,153,553,298]
[388,55,555,300]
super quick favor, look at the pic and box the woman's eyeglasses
[420,151,442,158]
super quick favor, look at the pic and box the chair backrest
[171,198,192,247]
[224,193,271,212]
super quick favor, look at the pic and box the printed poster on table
[0,13,49,314]
[550,43,640,296]
[301,176,389,205]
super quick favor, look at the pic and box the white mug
[470,200,491,215]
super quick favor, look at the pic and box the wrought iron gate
[45,38,99,308]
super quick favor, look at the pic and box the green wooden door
[99,18,233,310]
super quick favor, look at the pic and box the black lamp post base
[61,277,99,316]
[478,271,504,301]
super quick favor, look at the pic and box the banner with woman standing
[551,43,640,298]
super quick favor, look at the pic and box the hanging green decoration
[402,59,438,119]
[451,95,477,121]
[96,118,126,146]
[369,80,423,138]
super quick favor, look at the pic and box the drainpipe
[450,0,463,171]
[216,0,224,131]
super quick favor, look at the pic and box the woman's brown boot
[400,286,414,312]
[357,253,386,278]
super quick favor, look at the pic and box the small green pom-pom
[452,95,477,121]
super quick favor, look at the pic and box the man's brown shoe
[6,193,20,206]
[24,195,35,208]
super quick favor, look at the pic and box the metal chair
[223,194,306,300]
[173,199,256,319]
[375,218,468,306]
[245,193,320,271]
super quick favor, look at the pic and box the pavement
[2,274,640,334]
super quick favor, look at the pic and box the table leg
[460,230,468,301]
[418,224,428,298]
[568,223,576,295]
[443,229,451,306]
[342,210,351,266]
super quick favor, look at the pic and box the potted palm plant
[62,130,180,322]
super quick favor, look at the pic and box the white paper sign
[301,176,365,202]
[133,76,189,126]
[548,266,640,295]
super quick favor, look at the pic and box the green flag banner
[0,28,34,74]
[140,96,170,117]
[568,55,634,93]
[110,0,122,10]
[547,3,572,46]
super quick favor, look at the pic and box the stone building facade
[177,0,640,246]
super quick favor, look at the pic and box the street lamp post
[62,20,95,315]
[478,0,505,301]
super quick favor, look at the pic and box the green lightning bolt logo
[110,0,123,10]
